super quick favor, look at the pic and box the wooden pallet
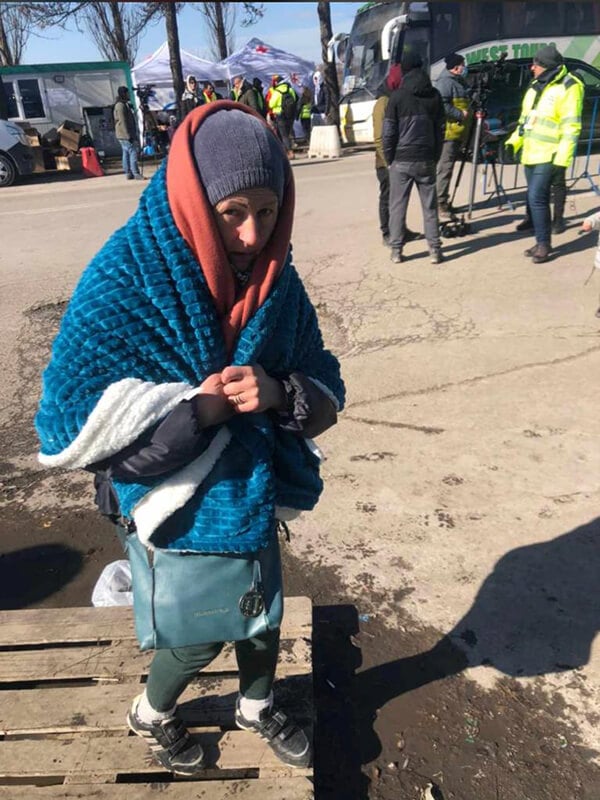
[0,598,313,799]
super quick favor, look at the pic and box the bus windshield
[342,2,404,96]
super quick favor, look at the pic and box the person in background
[581,209,600,317]
[265,75,279,128]
[268,75,298,160]
[505,45,583,263]
[113,86,144,181]
[232,75,263,115]
[35,101,344,776]
[298,86,313,141]
[311,71,329,123]
[252,78,267,117]
[181,75,203,118]
[434,53,470,216]
[513,51,584,238]
[383,53,445,264]
[202,82,222,103]
[230,74,244,101]
[373,63,422,247]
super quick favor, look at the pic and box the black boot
[532,243,552,264]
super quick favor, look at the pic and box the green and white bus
[336,1,600,144]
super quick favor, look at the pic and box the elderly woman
[36,101,344,775]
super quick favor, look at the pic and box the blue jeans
[525,162,553,245]
[118,139,140,177]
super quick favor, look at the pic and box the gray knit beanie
[193,109,285,206]
[533,45,563,70]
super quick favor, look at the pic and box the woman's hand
[192,373,234,427]
[221,364,286,414]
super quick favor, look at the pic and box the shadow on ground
[286,516,600,799]
[0,543,83,608]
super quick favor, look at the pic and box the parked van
[0,119,34,186]
[0,80,34,186]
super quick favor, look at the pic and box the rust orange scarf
[166,99,295,357]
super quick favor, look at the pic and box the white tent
[220,38,316,94]
[131,42,227,111]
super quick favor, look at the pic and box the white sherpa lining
[133,426,232,545]
[275,506,302,521]
[38,378,195,469]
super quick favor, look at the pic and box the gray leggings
[146,627,281,711]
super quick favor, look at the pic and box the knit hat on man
[533,45,563,70]
[445,53,465,70]
[193,108,285,206]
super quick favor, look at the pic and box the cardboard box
[19,126,41,147]
[57,120,82,153]
[55,154,82,172]
[30,146,45,173]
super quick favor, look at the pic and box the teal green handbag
[121,528,283,651]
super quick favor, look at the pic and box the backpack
[280,87,297,120]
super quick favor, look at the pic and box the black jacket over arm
[382,69,445,165]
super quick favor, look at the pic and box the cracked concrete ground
[1,153,599,798]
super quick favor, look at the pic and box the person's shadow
[314,517,600,796]
[0,544,83,609]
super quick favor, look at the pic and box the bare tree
[196,2,232,61]
[0,3,35,65]
[79,2,161,64]
[317,1,340,127]
[160,2,184,121]
[195,2,264,61]
[16,2,159,64]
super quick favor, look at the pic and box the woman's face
[214,187,279,270]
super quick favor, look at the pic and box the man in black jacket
[383,54,445,264]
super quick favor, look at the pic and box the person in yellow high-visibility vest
[505,45,583,263]
[267,75,297,159]
[202,82,222,103]
[298,86,312,141]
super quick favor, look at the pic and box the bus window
[343,2,402,94]
[399,26,431,73]
[430,2,501,63]
[431,2,462,59]
[503,2,564,38]
[564,2,600,35]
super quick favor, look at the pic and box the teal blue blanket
[36,165,344,553]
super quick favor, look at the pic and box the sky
[21,2,363,68]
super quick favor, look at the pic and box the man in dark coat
[232,75,263,115]
[372,63,422,247]
[383,53,445,264]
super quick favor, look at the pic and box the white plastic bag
[91,560,133,606]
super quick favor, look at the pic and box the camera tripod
[449,109,513,220]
